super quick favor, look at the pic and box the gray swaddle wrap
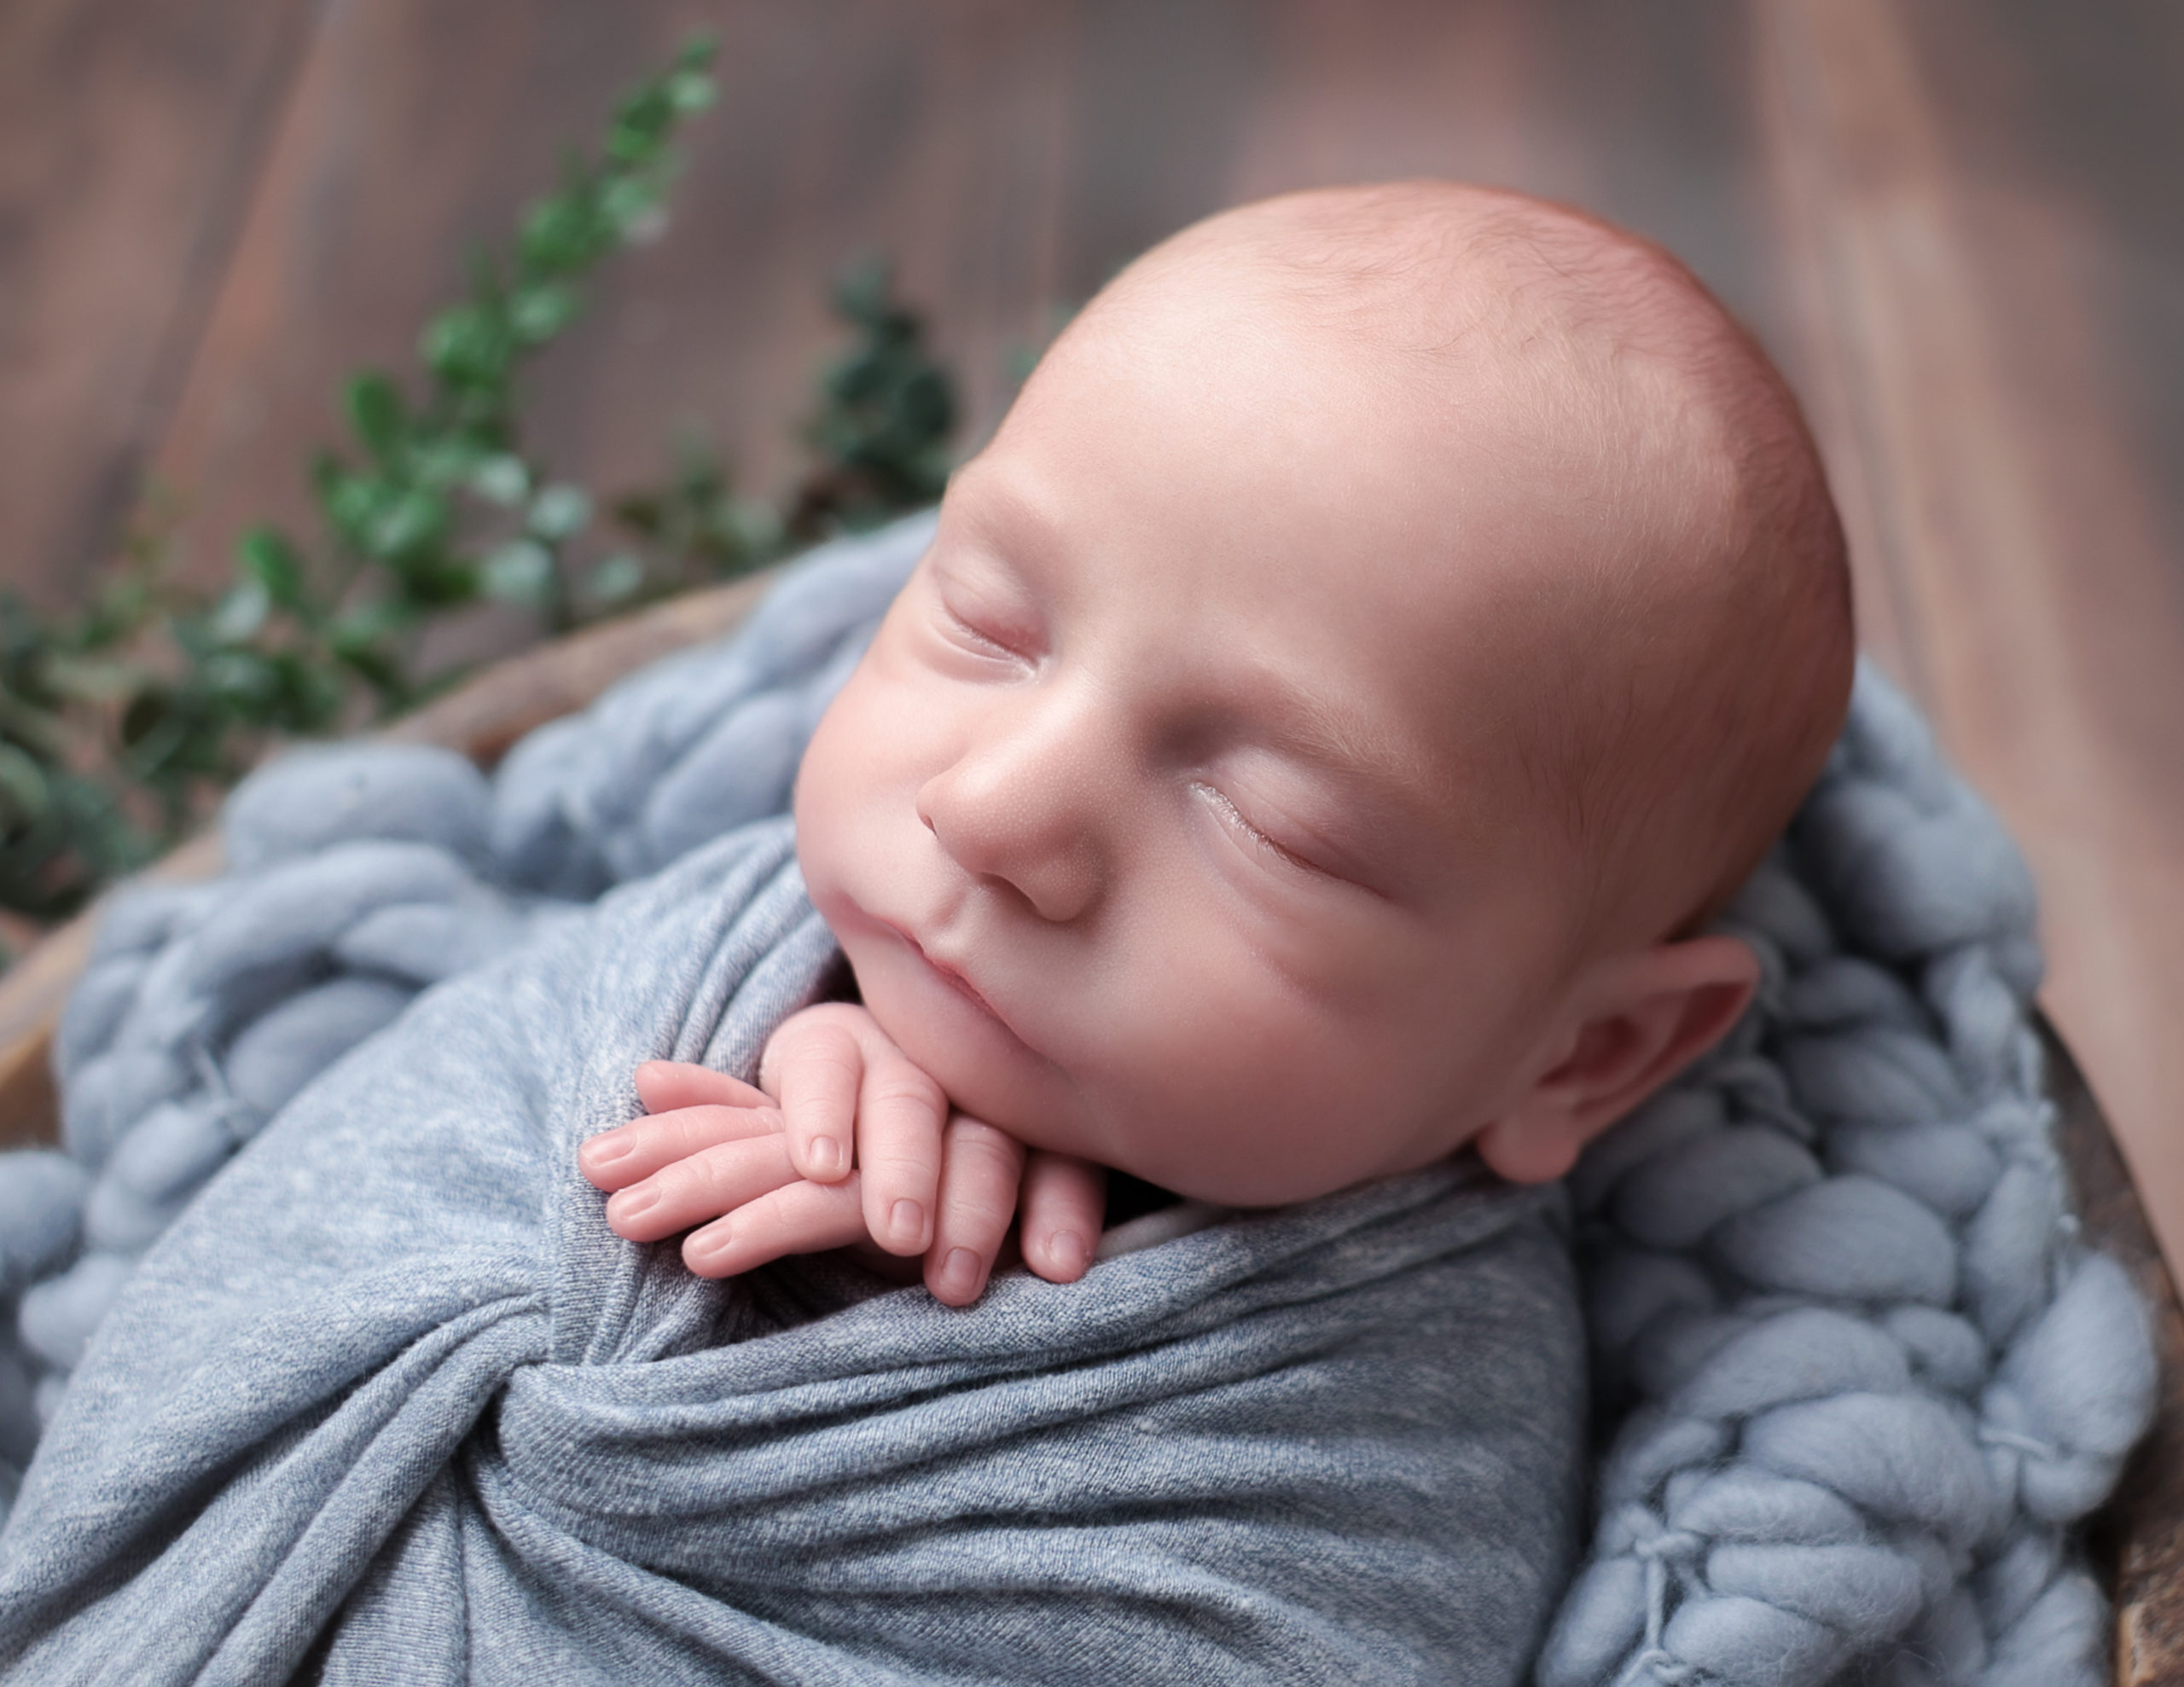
[0,817,1584,1685]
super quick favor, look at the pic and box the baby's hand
[577,1003,1105,1306]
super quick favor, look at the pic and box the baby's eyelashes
[1192,781,1317,878]
[942,603,1029,663]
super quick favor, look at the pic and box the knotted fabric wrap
[0,819,1584,1684]
[0,510,2158,1686]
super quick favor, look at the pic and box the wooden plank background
[4,0,2183,1280]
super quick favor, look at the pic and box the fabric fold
[0,817,1584,1686]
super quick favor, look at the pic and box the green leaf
[365,489,450,561]
[117,687,172,751]
[326,601,414,700]
[725,499,785,562]
[319,467,385,548]
[607,88,676,162]
[399,557,480,608]
[585,553,646,606]
[520,194,607,276]
[421,301,514,390]
[334,641,406,699]
[328,599,413,656]
[264,652,344,732]
[897,368,954,434]
[612,490,665,540]
[526,484,591,540]
[345,372,408,461]
[666,67,717,114]
[405,434,491,489]
[237,526,310,613]
[482,539,555,606]
[508,281,583,344]
[0,743,51,831]
[599,175,664,238]
[673,34,719,72]
[36,651,138,707]
[203,648,280,711]
[206,579,271,646]
[470,454,531,506]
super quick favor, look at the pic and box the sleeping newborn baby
[0,181,1862,1687]
[581,180,1855,1301]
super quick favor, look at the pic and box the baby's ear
[1473,934,1758,1184]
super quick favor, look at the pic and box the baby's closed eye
[1191,780,1324,878]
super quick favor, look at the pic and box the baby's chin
[847,940,1093,1148]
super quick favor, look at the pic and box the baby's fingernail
[937,1248,983,1301]
[582,1135,631,1168]
[889,1199,926,1247]
[687,1226,727,1261]
[808,1134,842,1175]
[1048,1230,1089,1279]
[608,1186,658,1223]
[685,1225,735,1275]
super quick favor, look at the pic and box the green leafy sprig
[0,36,960,948]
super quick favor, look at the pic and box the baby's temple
[0,26,2169,1687]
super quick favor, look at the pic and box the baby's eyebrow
[1242,672,1427,799]
[942,468,1066,576]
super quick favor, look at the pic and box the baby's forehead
[1144,193,1676,364]
[1197,198,1754,436]
[1000,192,1795,702]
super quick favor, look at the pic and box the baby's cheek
[796,706,909,901]
[1087,958,1333,1177]
[1103,926,1480,1200]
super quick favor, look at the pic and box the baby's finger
[1018,1151,1107,1284]
[766,1012,864,1183]
[857,1046,950,1256]
[925,1116,1027,1307]
[635,1061,770,1116]
[682,1175,867,1278]
[579,1102,782,1191]
[602,1132,798,1242]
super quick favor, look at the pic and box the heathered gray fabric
[0,818,1586,1685]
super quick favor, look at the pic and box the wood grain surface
[0,0,313,608]
[1756,0,2184,1279]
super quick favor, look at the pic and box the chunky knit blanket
[0,512,2158,1685]
[1536,675,2155,1687]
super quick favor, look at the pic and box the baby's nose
[916,704,1110,924]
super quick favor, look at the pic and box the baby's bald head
[1066,182,1852,950]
